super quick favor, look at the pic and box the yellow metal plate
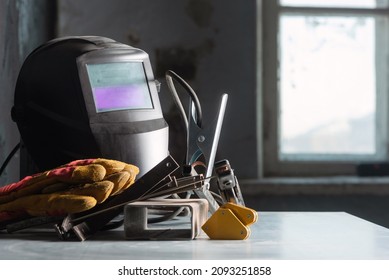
[222,203,258,226]
[202,208,251,240]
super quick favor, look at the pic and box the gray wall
[0,0,20,186]
[0,0,55,185]
[58,0,259,179]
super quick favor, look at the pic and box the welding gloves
[0,158,139,224]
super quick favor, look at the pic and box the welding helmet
[12,36,169,177]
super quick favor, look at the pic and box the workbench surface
[1,212,389,260]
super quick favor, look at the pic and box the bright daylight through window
[277,0,389,162]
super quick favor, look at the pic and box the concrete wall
[0,0,20,186]
[57,0,259,179]
[0,0,55,185]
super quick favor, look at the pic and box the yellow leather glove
[0,158,139,224]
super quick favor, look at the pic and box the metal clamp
[214,159,245,206]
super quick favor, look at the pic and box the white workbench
[1,212,389,260]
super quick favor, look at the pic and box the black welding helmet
[12,36,169,176]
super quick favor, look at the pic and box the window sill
[241,176,389,195]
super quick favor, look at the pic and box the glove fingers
[60,181,114,204]
[49,164,106,183]
[0,164,107,204]
[94,159,127,175]
[41,182,70,194]
[0,171,48,198]
[0,194,97,217]
[62,158,126,175]
[114,164,139,194]
[105,172,131,196]
[27,194,98,216]
[116,174,136,194]
[0,177,57,204]
[124,164,140,177]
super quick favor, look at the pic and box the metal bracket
[124,199,208,240]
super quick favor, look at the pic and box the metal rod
[69,176,215,223]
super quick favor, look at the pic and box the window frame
[261,0,389,177]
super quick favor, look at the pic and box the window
[262,0,389,176]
